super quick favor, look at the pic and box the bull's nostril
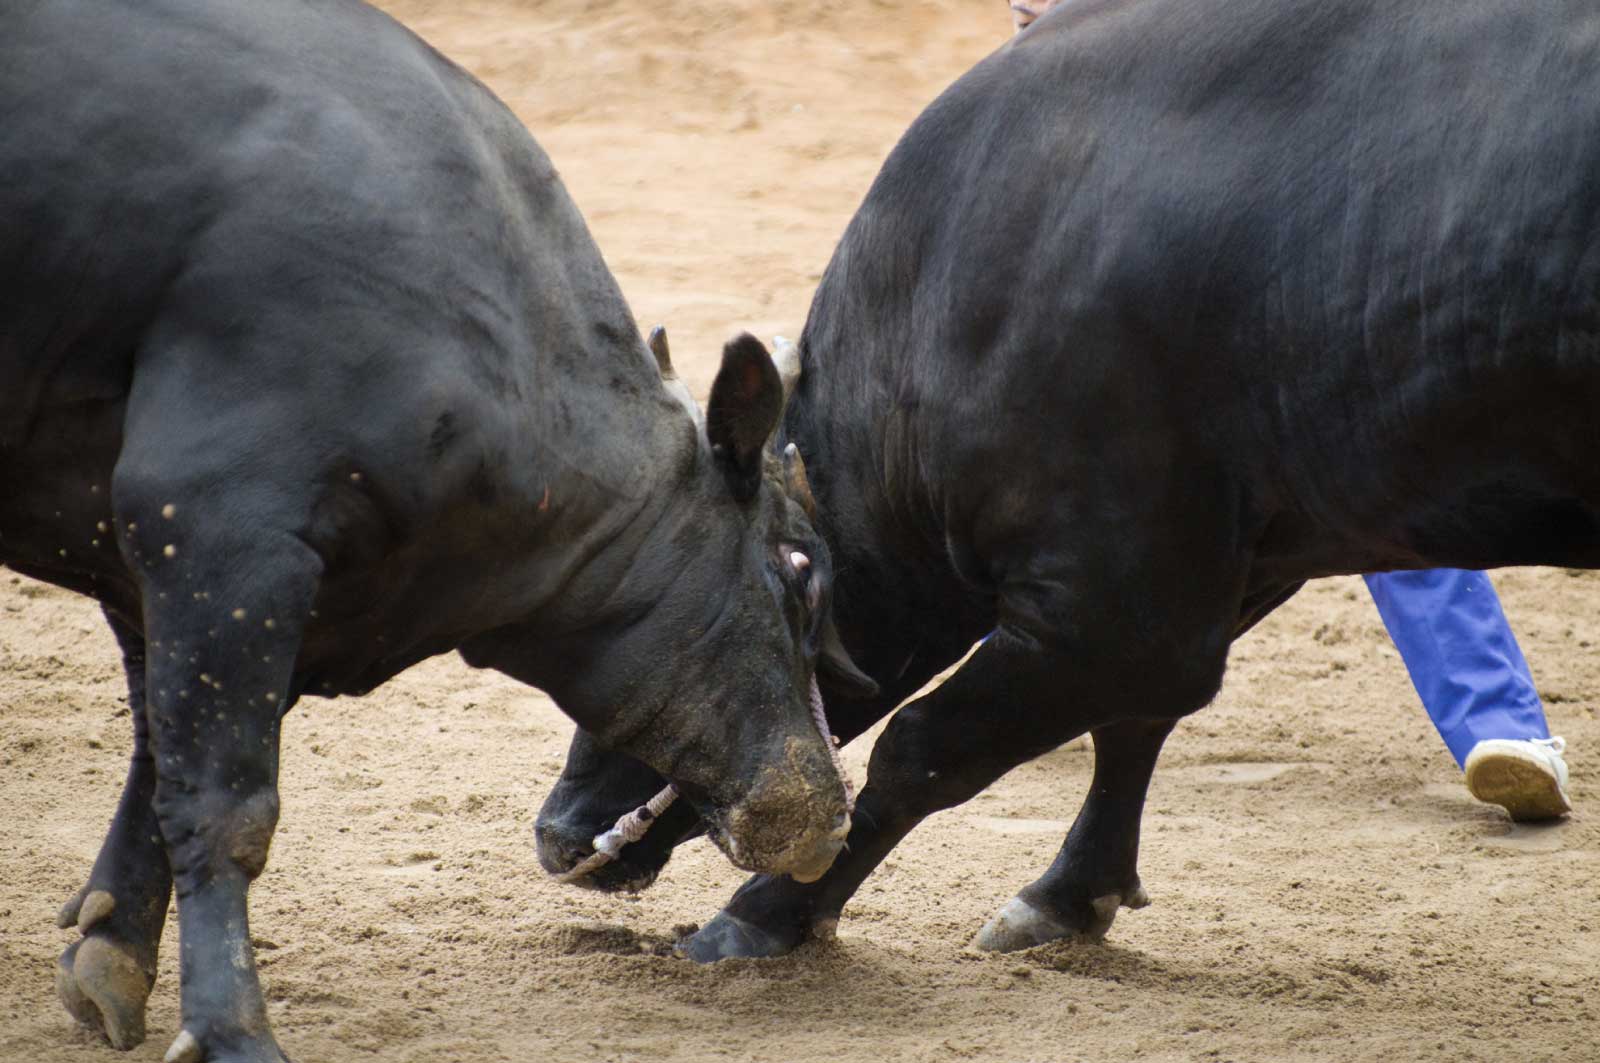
[536,825,599,876]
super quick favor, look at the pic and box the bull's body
[793,0,1600,728]
[542,0,1600,959]
[2,1,848,1056]
[3,0,656,683]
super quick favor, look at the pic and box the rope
[812,676,854,816]
[551,784,679,884]
[553,677,851,883]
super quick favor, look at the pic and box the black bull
[0,1,874,1059]
[540,0,1600,961]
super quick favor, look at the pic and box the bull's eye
[789,550,811,574]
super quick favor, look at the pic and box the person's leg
[1364,568,1547,764]
[1364,569,1569,820]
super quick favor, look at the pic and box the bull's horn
[819,615,879,699]
[782,443,818,520]
[647,325,704,428]
[648,325,675,376]
[773,335,801,403]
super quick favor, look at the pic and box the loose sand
[3,3,1597,1061]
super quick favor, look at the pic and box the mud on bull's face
[538,458,856,889]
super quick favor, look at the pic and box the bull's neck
[779,381,989,690]
[540,412,703,634]
[456,391,707,696]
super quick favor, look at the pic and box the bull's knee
[156,783,280,885]
[222,789,280,880]
[864,704,1010,816]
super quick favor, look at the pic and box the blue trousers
[1363,569,1549,767]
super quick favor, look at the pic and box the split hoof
[675,912,799,963]
[161,1027,291,1063]
[973,888,1149,952]
[78,889,117,932]
[973,896,1076,953]
[56,885,89,929]
[56,935,153,1050]
[165,1029,202,1063]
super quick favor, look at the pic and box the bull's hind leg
[973,717,1174,951]
[118,486,321,1063]
[55,608,172,1049]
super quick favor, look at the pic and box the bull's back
[803,0,1600,573]
[0,0,588,439]
[0,0,652,630]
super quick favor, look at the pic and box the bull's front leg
[973,717,1174,951]
[128,505,321,1063]
[679,628,1208,962]
[55,608,172,1050]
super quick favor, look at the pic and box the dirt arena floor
[4,2,1599,1061]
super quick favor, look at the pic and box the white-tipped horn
[648,325,674,375]
[773,335,801,403]
[782,442,818,519]
[646,325,704,429]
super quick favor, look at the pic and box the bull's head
[533,331,876,891]
[524,329,873,890]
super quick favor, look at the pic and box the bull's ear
[818,616,879,698]
[706,333,783,502]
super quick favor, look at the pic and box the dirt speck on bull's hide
[3,4,1599,1063]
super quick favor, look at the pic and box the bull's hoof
[973,887,1150,952]
[56,884,91,929]
[56,935,154,1050]
[160,1027,291,1063]
[675,911,801,963]
[973,897,1075,952]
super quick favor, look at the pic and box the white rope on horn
[552,784,680,884]
[552,677,852,883]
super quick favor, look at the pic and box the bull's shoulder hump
[3,0,568,241]
[1,0,625,429]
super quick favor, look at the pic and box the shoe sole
[1464,750,1572,822]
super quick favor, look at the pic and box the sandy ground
[4,2,1599,1061]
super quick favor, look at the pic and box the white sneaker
[1464,737,1572,822]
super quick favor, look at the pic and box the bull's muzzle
[545,680,854,887]
[706,727,851,881]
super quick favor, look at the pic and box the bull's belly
[1244,473,1600,593]
[0,397,139,611]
